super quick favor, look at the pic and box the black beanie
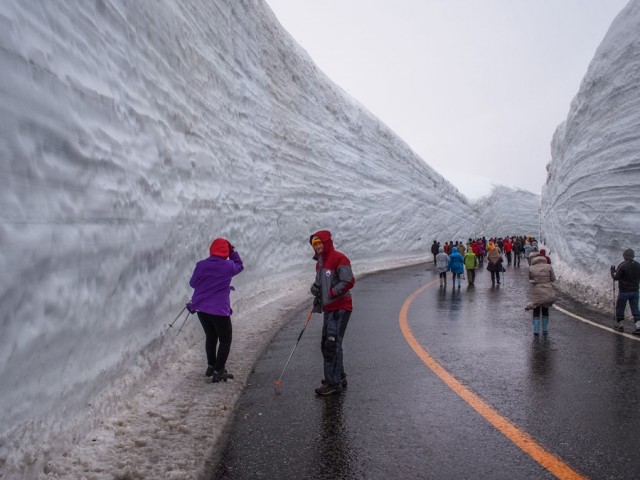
[623,248,635,260]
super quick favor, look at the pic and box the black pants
[532,306,549,318]
[466,268,476,284]
[197,312,232,372]
[321,309,351,386]
[490,270,501,284]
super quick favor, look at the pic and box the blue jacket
[448,247,464,274]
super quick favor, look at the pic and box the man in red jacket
[309,230,355,396]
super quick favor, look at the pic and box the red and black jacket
[310,230,355,312]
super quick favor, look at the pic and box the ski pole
[274,306,315,386]
[613,277,616,324]
[175,312,191,337]
[168,305,187,330]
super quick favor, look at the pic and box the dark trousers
[514,253,521,266]
[321,309,351,386]
[466,268,476,284]
[506,251,512,265]
[197,312,232,371]
[616,291,640,321]
[532,306,549,318]
[490,270,501,284]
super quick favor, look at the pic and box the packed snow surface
[474,186,540,238]
[0,0,529,477]
[541,0,640,310]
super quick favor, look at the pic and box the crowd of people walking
[432,235,556,335]
[430,237,639,337]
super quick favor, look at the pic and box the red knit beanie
[209,238,229,258]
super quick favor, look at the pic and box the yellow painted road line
[553,304,640,341]
[400,280,586,480]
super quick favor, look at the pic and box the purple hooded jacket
[189,251,243,316]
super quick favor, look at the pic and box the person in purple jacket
[188,238,244,383]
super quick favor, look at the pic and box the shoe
[205,365,215,377]
[632,328,640,336]
[211,369,234,383]
[315,383,343,396]
[612,324,624,332]
[321,374,348,388]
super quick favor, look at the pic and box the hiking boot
[205,365,215,377]
[211,369,234,383]
[612,323,624,332]
[321,374,348,388]
[315,383,343,396]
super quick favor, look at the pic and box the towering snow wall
[541,0,640,308]
[474,186,540,238]
[0,0,479,470]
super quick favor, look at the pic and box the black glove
[228,241,235,254]
[611,265,616,272]
[313,295,322,313]
[310,283,320,297]
[186,302,196,314]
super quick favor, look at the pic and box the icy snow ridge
[541,0,640,309]
[0,0,481,476]
[474,185,540,237]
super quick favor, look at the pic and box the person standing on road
[310,230,355,396]
[524,241,533,265]
[486,244,504,286]
[610,248,640,335]
[431,240,439,264]
[463,247,479,286]
[449,246,464,289]
[188,238,244,383]
[513,237,522,267]
[435,246,450,287]
[526,254,556,335]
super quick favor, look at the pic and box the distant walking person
[524,241,533,265]
[188,238,244,383]
[449,246,464,289]
[486,245,504,286]
[436,246,450,287]
[610,248,640,335]
[513,238,522,267]
[463,247,479,286]
[526,254,556,335]
[431,240,439,264]
[310,230,355,395]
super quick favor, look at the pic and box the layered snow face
[0,0,481,472]
[474,186,540,238]
[541,0,640,308]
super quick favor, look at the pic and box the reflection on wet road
[213,262,640,479]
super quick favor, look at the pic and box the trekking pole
[274,306,315,386]
[613,277,617,324]
[168,305,187,330]
[175,312,191,337]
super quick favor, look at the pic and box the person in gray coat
[526,254,556,335]
[435,246,450,287]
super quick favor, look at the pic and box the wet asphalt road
[212,261,640,479]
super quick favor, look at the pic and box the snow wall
[0,0,484,473]
[474,186,540,238]
[541,0,640,310]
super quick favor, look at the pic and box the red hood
[310,229,334,258]
[209,238,229,258]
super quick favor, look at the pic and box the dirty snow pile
[0,0,486,478]
[541,0,640,311]
[474,186,540,238]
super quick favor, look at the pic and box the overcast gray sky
[265,0,628,199]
